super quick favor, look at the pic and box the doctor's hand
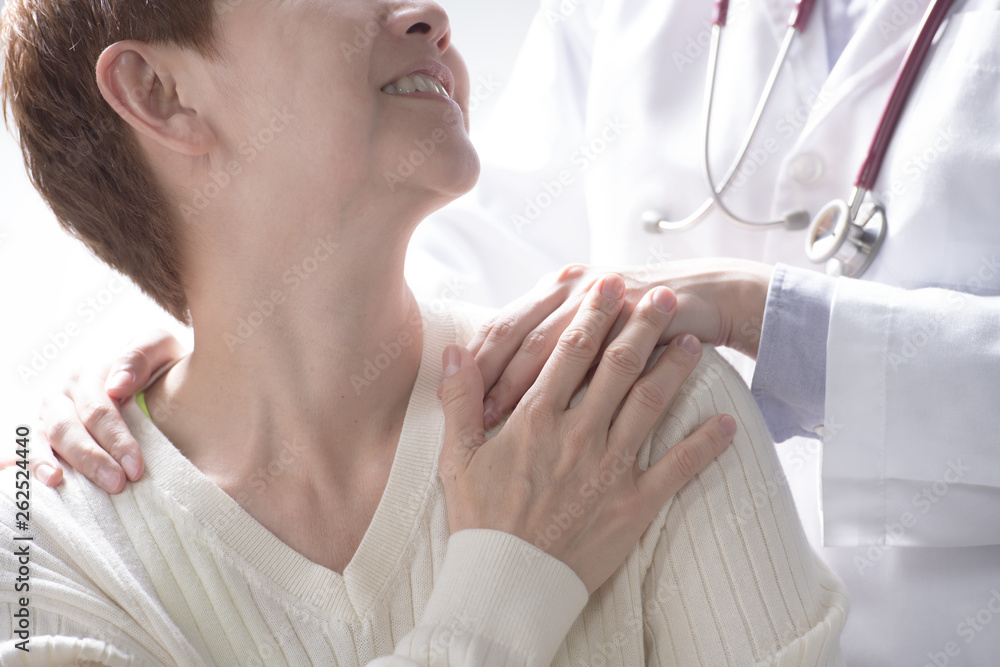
[470,259,773,429]
[31,329,185,492]
[439,274,736,594]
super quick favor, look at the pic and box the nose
[386,1,452,54]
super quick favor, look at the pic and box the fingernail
[483,397,497,426]
[121,454,140,480]
[679,335,701,355]
[601,274,625,300]
[107,370,134,392]
[35,464,55,486]
[720,415,738,440]
[98,465,121,492]
[443,347,461,378]
[652,288,676,314]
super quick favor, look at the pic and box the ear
[96,41,215,156]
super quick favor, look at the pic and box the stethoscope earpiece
[782,210,812,231]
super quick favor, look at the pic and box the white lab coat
[407,0,1000,663]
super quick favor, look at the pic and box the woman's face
[204,0,480,226]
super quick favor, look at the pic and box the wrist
[626,258,774,356]
[724,261,774,358]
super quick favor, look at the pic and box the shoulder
[642,344,770,468]
[0,457,193,663]
[422,300,497,347]
[671,345,762,427]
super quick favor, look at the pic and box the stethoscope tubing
[855,0,957,191]
[648,0,956,250]
[650,0,817,231]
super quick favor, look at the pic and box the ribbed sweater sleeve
[372,530,588,666]
[634,347,848,665]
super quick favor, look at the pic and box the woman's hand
[438,274,736,594]
[31,330,185,492]
[470,259,773,428]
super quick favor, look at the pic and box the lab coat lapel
[796,0,930,141]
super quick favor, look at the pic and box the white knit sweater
[0,305,847,666]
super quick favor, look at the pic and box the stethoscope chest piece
[805,198,887,278]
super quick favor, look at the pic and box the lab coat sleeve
[752,265,835,443]
[405,0,605,308]
[822,277,1000,548]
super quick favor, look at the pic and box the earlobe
[96,41,215,156]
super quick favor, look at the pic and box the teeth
[381,73,450,99]
[396,75,416,94]
[413,75,432,92]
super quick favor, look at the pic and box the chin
[442,146,481,198]
[383,136,480,206]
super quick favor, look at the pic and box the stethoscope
[643,0,957,278]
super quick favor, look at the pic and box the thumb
[438,345,486,481]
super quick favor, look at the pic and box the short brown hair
[1,1,220,323]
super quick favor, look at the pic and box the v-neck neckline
[122,305,455,622]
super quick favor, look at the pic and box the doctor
[36,0,1000,664]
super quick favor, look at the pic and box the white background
[0,1,539,432]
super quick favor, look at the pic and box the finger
[42,394,130,493]
[439,345,487,482]
[66,365,146,482]
[481,302,578,429]
[638,414,737,504]
[579,287,678,426]
[609,334,704,456]
[469,291,571,395]
[29,422,64,488]
[105,329,185,399]
[469,266,586,390]
[530,274,626,411]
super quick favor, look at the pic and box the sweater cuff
[419,529,588,664]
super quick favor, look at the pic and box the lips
[381,72,450,98]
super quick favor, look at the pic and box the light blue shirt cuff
[751,264,836,443]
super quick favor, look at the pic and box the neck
[146,225,425,491]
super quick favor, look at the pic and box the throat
[216,440,399,574]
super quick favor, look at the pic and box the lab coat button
[790,154,824,185]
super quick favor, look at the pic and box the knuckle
[474,321,495,344]
[519,330,550,358]
[487,316,518,344]
[78,449,109,477]
[440,383,471,412]
[43,419,71,446]
[631,377,671,412]
[603,342,646,377]
[671,443,702,480]
[78,401,114,430]
[594,293,620,316]
[123,346,150,372]
[558,328,600,361]
[518,393,551,429]
[557,263,588,284]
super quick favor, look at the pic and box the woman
[0,0,846,664]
